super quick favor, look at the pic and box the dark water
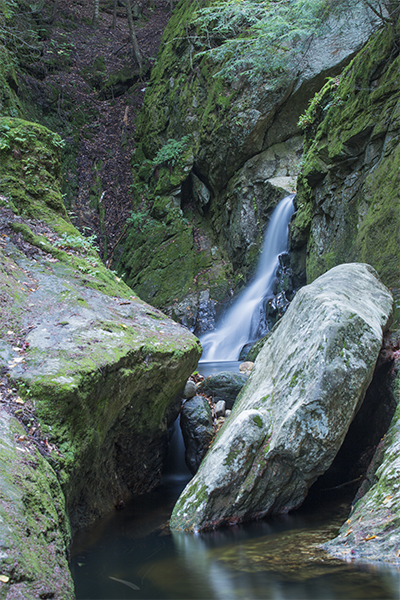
[70,478,400,600]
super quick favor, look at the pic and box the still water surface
[70,479,400,600]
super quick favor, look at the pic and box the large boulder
[170,263,392,532]
[0,118,201,596]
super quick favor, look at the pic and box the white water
[200,195,295,361]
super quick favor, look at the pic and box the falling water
[162,416,191,483]
[200,194,295,361]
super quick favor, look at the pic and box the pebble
[215,400,226,418]
[183,380,196,399]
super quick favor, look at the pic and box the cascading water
[200,194,295,361]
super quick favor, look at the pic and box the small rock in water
[239,361,254,375]
[225,409,231,418]
[183,380,196,399]
[215,400,226,418]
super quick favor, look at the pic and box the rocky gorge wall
[116,0,378,334]
[0,117,201,599]
[287,9,400,564]
[290,13,400,303]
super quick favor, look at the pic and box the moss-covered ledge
[0,117,201,595]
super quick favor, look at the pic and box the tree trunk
[112,0,117,28]
[92,0,99,28]
[126,0,142,70]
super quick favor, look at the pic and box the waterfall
[162,416,191,483]
[200,194,295,361]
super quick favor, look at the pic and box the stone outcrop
[325,371,400,564]
[170,263,392,532]
[0,118,201,597]
[116,0,378,331]
[290,18,400,297]
[0,410,75,600]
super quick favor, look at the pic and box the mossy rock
[0,117,202,590]
[291,20,400,312]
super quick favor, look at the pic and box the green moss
[0,44,22,118]
[252,414,263,428]
[293,22,400,296]
[0,117,66,219]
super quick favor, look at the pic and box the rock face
[325,371,400,564]
[0,118,201,596]
[290,19,400,296]
[180,395,214,474]
[115,0,378,330]
[170,263,392,532]
[0,410,75,599]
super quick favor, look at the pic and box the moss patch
[292,21,400,300]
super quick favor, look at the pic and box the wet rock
[196,289,217,335]
[197,371,248,409]
[180,395,214,475]
[170,263,393,532]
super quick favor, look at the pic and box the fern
[193,0,386,83]
[152,135,191,168]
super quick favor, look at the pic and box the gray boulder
[170,263,393,532]
[180,395,215,475]
[197,371,248,409]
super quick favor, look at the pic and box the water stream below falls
[200,195,295,361]
[70,474,400,599]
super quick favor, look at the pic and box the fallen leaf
[345,529,353,537]
[0,575,9,583]
[14,397,24,404]
[365,535,377,541]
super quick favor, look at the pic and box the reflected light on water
[70,481,400,600]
